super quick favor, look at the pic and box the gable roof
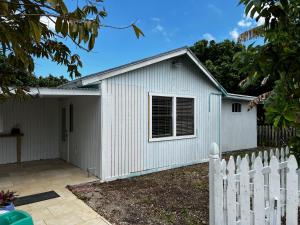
[62,47,227,95]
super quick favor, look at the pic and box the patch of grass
[140,196,155,205]
[160,210,176,224]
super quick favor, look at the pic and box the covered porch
[0,87,102,177]
[0,159,110,225]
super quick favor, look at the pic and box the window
[152,96,173,138]
[232,103,241,112]
[150,94,195,141]
[176,98,194,136]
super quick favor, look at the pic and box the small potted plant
[0,190,17,211]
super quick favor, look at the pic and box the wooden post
[16,135,21,166]
[209,143,223,225]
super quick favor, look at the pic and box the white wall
[68,96,102,177]
[0,98,59,164]
[101,56,222,180]
[221,99,257,152]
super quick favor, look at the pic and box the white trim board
[29,87,101,97]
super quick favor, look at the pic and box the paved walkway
[0,160,111,225]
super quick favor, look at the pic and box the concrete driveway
[0,159,111,225]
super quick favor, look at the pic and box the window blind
[176,97,194,136]
[152,96,173,138]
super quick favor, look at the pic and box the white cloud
[203,33,216,41]
[153,24,164,32]
[238,19,252,28]
[229,29,239,41]
[151,18,177,42]
[40,16,56,31]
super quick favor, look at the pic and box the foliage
[0,190,16,206]
[190,39,273,95]
[0,0,143,97]
[190,40,245,93]
[0,54,67,99]
[237,0,300,158]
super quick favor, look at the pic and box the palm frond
[238,25,265,42]
[248,91,272,110]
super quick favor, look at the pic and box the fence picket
[209,143,298,225]
[221,159,227,225]
[286,155,298,225]
[275,148,280,159]
[285,147,289,160]
[251,153,256,170]
[227,157,236,225]
[253,156,265,225]
[257,125,295,147]
[240,157,251,225]
[269,156,281,225]
[263,151,268,166]
[280,147,286,217]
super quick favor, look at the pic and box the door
[60,105,69,161]
[209,94,221,150]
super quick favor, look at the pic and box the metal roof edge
[62,46,189,87]
[223,93,256,101]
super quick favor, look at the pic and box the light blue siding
[66,96,102,177]
[221,99,257,152]
[0,98,59,164]
[101,56,222,180]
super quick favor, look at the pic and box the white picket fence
[209,143,299,225]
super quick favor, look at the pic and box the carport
[0,87,101,177]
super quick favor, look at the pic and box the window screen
[232,103,241,112]
[152,96,173,138]
[176,98,194,136]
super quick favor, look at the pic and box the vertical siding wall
[68,96,102,177]
[0,98,59,164]
[101,56,222,180]
[221,99,257,152]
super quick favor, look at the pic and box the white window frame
[148,92,196,142]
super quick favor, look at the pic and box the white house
[0,47,257,181]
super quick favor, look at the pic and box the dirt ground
[68,147,275,225]
[69,162,209,225]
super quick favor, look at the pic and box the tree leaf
[274,115,281,127]
[29,21,41,43]
[55,17,62,33]
[88,34,95,50]
[132,24,144,39]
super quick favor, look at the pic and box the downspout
[209,92,222,156]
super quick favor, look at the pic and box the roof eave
[224,93,256,101]
[29,87,101,97]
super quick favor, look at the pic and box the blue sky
[35,0,260,80]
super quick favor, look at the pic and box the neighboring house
[0,47,257,181]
